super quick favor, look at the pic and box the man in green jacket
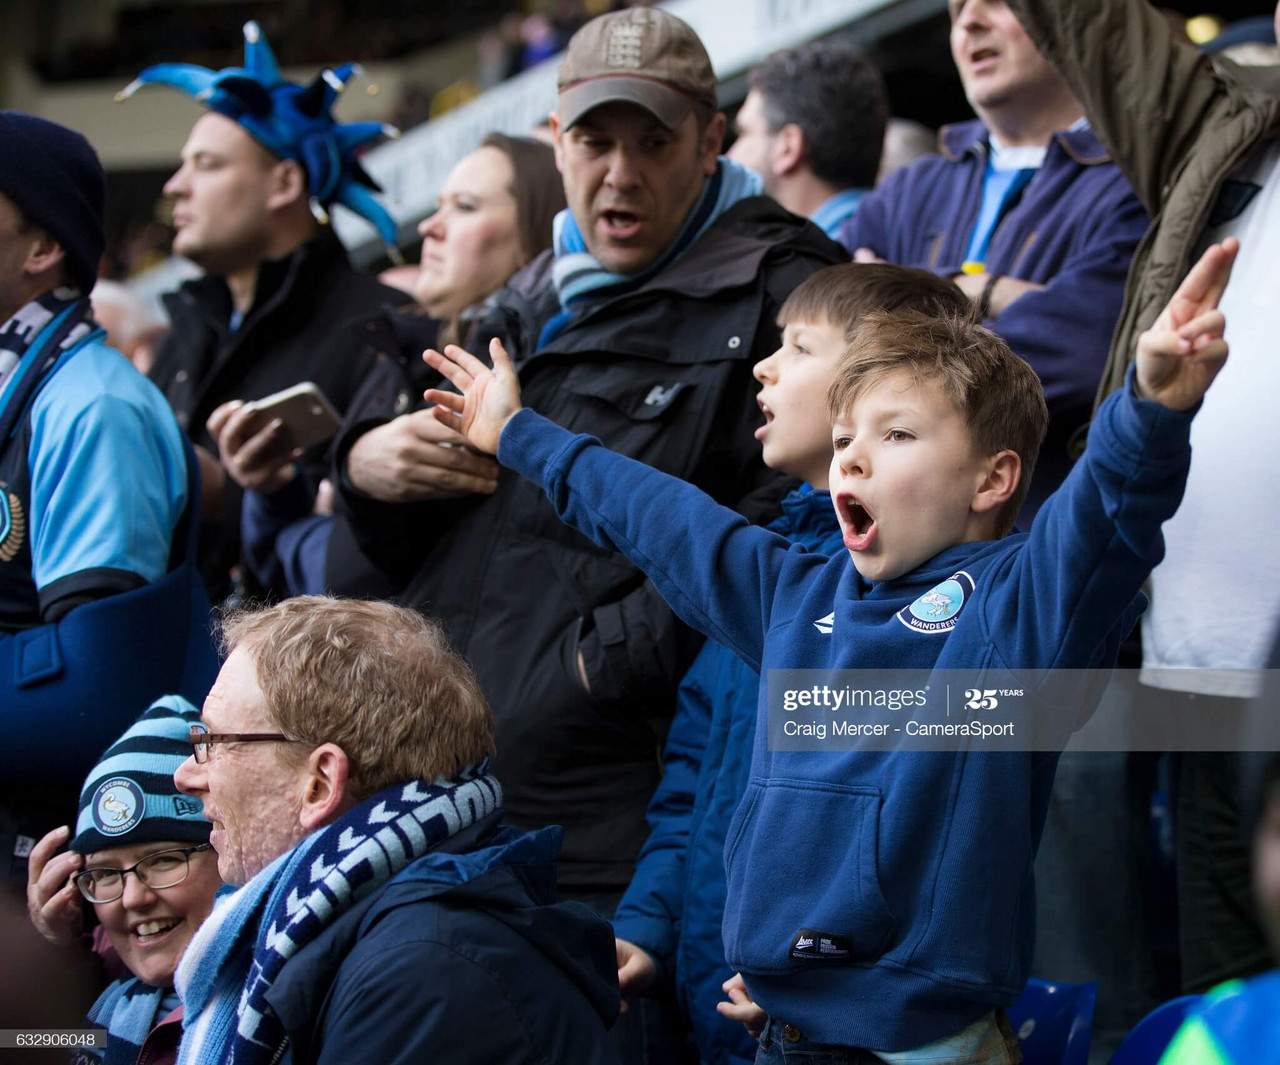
[1008,0,1280,1032]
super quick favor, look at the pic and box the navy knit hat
[72,696,210,855]
[0,111,106,295]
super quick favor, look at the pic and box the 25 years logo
[963,688,1024,710]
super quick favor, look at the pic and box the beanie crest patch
[92,776,146,837]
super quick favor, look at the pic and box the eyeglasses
[73,844,214,903]
[187,722,299,764]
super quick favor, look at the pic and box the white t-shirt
[1141,138,1280,697]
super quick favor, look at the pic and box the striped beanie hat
[71,695,210,854]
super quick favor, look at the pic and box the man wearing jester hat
[118,23,410,600]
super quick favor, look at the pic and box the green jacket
[1008,0,1280,408]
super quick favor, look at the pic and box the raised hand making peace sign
[1135,237,1238,411]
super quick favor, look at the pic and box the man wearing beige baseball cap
[337,10,845,1058]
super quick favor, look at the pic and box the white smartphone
[241,381,342,451]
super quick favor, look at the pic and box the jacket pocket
[722,778,897,973]
[551,361,712,477]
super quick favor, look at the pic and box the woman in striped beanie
[26,696,222,1065]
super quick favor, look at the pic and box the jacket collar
[939,117,1111,166]
[167,228,353,333]
[1216,56,1280,122]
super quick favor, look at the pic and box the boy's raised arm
[423,340,806,671]
[989,240,1237,668]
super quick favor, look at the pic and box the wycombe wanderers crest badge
[0,484,25,563]
[896,571,976,634]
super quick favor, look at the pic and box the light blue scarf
[174,764,502,1065]
[83,978,178,1065]
[540,156,763,345]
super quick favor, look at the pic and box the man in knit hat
[26,696,222,1065]
[0,112,208,889]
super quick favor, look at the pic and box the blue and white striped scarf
[540,156,763,345]
[174,764,502,1065]
[0,286,93,406]
[82,978,178,1065]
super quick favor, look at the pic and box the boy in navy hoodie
[422,237,1238,1063]
[610,264,972,1065]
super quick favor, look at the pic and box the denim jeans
[753,1011,1020,1065]
[754,1018,886,1065]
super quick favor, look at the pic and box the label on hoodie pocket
[789,929,854,962]
[722,779,896,973]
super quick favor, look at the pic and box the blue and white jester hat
[117,21,401,252]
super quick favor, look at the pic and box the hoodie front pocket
[723,779,896,973]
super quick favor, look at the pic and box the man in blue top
[727,38,888,240]
[0,112,194,885]
[421,235,1237,1061]
[842,0,1148,525]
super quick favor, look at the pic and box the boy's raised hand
[423,338,523,456]
[1135,237,1238,411]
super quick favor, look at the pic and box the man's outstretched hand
[1136,237,1238,411]
[423,338,523,456]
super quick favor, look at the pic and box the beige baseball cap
[557,8,718,130]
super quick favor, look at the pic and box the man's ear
[970,449,1021,518]
[772,123,806,178]
[701,111,727,175]
[23,228,67,280]
[266,158,309,213]
[298,743,356,831]
[548,112,566,174]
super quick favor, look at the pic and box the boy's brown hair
[828,311,1049,536]
[778,262,972,340]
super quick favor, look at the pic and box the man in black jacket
[123,23,410,597]
[336,7,845,912]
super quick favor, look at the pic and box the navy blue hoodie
[498,371,1191,1051]
[613,487,844,1065]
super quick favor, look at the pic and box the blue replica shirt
[0,335,188,611]
[497,370,1193,1052]
[962,163,1038,268]
[809,188,868,240]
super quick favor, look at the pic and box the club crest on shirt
[93,777,145,837]
[0,484,24,563]
[896,571,975,634]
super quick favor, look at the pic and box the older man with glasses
[170,596,622,1065]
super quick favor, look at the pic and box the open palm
[423,338,524,455]
[1136,238,1238,411]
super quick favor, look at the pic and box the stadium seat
[1107,995,1200,1065]
[1008,977,1097,1065]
